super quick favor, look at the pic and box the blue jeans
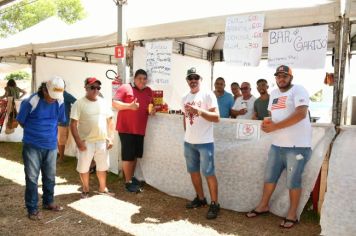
[22,143,57,214]
[264,145,312,189]
[184,142,215,176]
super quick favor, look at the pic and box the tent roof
[0,1,341,60]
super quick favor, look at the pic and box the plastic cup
[263,116,271,124]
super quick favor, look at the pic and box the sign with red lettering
[115,45,125,58]
[223,14,265,66]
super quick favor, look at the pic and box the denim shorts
[184,142,215,176]
[264,145,312,189]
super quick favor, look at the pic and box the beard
[277,80,292,90]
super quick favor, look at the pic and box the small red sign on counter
[115,45,125,58]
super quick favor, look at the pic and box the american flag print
[271,96,287,110]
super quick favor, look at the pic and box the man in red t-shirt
[112,69,154,193]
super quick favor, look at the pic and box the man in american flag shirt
[246,65,312,229]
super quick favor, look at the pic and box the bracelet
[197,110,203,116]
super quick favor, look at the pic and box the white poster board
[236,122,260,140]
[223,14,264,66]
[268,25,328,69]
[145,40,173,85]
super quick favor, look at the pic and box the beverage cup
[263,116,272,124]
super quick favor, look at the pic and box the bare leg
[246,183,276,217]
[96,171,107,192]
[287,188,301,219]
[122,160,136,183]
[190,172,204,199]
[79,172,90,192]
[206,175,218,202]
[58,145,65,161]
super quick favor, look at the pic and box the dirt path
[0,142,321,236]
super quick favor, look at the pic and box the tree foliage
[0,0,86,38]
[5,71,31,80]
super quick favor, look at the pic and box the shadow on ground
[0,142,320,236]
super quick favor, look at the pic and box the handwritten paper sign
[223,14,264,66]
[145,40,173,85]
[268,25,328,69]
[236,123,260,140]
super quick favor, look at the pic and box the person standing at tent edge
[246,65,312,229]
[112,69,155,193]
[182,67,221,219]
[70,77,115,199]
[16,77,66,220]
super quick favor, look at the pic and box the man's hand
[261,121,278,133]
[129,98,139,110]
[185,104,202,116]
[106,139,113,150]
[77,140,87,151]
[238,108,247,115]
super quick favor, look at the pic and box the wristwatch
[197,109,203,116]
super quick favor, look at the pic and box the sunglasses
[187,75,200,81]
[240,87,249,91]
[88,85,101,90]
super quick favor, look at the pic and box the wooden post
[31,54,37,93]
[336,18,350,126]
[332,20,341,124]
[318,144,331,214]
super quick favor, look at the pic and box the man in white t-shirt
[70,77,115,199]
[181,67,220,220]
[231,82,256,119]
[246,65,312,229]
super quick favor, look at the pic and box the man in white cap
[17,76,66,220]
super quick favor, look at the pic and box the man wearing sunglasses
[182,67,220,220]
[231,82,256,119]
[70,77,115,199]
[246,65,312,229]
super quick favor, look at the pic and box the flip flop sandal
[43,204,64,211]
[280,218,298,228]
[28,211,43,221]
[245,209,269,218]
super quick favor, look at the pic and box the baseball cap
[186,67,200,78]
[85,77,102,86]
[46,76,65,100]
[274,65,293,77]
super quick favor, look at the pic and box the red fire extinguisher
[106,70,122,99]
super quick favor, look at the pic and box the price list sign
[145,40,173,85]
[223,14,265,66]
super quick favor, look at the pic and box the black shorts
[119,133,144,161]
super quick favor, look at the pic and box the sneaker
[28,211,43,221]
[206,202,220,220]
[186,196,207,209]
[132,176,144,188]
[125,182,142,193]
[80,192,89,199]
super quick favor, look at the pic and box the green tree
[5,71,31,80]
[0,0,86,38]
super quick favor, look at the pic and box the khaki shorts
[58,126,69,146]
[76,141,109,173]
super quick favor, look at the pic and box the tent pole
[211,61,214,91]
[332,20,341,125]
[31,54,37,93]
[116,0,127,83]
[336,17,350,126]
